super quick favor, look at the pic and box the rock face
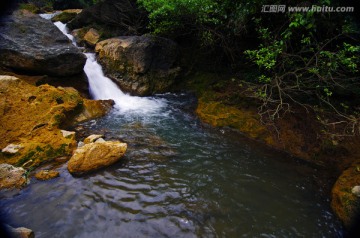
[0,164,27,189]
[67,140,127,175]
[0,10,86,76]
[67,0,147,36]
[96,36,180,96]
[0,75,113,169]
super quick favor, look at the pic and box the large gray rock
[95,35,180,96]
[0,10,86,76]
[67,140,127,175]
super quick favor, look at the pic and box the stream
[0,16,344,237]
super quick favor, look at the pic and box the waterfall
[43,16,166,114]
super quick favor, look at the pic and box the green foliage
[244,1,360,135]
[137,0,220,35]
[19,3,41,13]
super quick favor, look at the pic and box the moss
[19,3,40,14]
[51,12,78,23]
[16,151,36,167]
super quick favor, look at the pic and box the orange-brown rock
[83,28,100,46]
[68,141,127,175]
[35,170,60,180]
[0,75,113,169]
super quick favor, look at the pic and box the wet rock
[84,134,104,144]
[83,28,100,46]
[96,35,180,96]
[5,225,34,238]
[67,141,127,175]
[35,170,60,180]
[0,10,86,76]
[70,99,114,126]
[0,164,27,189]
[2,144,24,154]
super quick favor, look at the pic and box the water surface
[0,94,343,237]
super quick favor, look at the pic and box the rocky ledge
[0,10,86,76]
[95,35,180,96]
[0,75,114,189]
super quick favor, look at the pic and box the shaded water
[0,16,344,237]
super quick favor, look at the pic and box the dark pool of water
[0,93,344,237]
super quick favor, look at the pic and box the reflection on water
[0,94,343,237]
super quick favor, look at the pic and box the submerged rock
[67,141,127,175]
[0,10,86,76]
[35,170,60,180]
[96,35,180,96]
[0,164,27,189]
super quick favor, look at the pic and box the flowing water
[0,18,344,237]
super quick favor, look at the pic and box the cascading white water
[84,52,166,114]
[43,16,166,114]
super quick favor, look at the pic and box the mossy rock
[0,75,113,170]
[332,160,360,228]
[51,12,78,23]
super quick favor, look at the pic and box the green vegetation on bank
[138,0,360,136]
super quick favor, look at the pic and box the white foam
[49,20,166,115]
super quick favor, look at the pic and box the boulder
[83,28,100,46]
[96,35,180,96]
[0,164,27,189]
[0,10,86,76]
[67,141,127,175]
[35,170,60,180]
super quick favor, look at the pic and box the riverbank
[176,71,360,229]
